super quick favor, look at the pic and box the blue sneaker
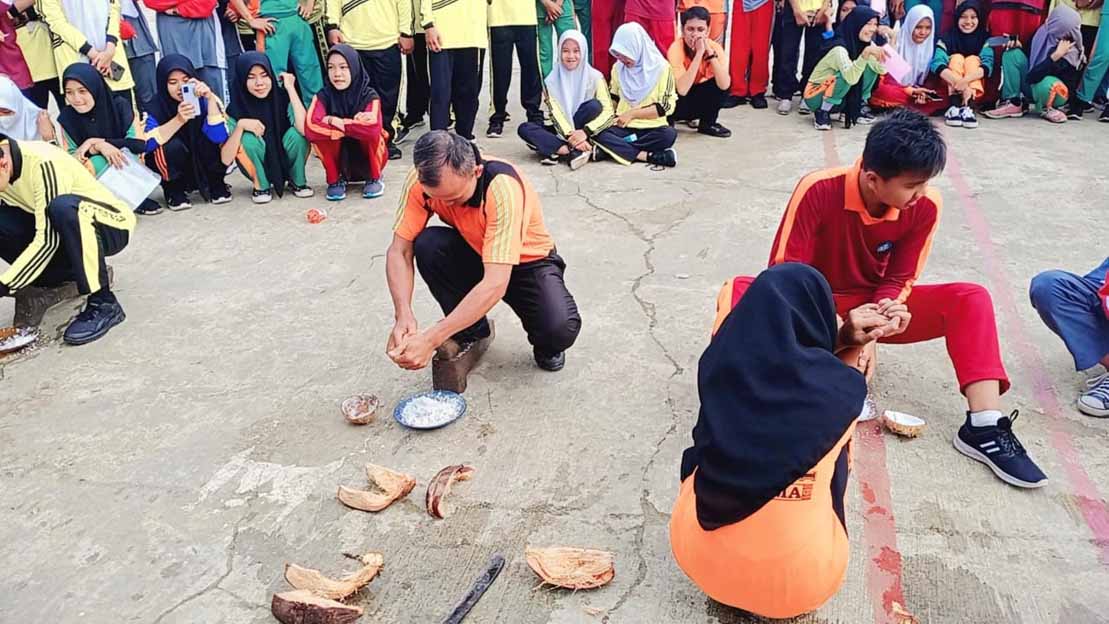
[326,180,347,201]
[954,410,1047,489]
[363,179,384,199]
[63,293,126,345]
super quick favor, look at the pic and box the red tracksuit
[593,0,628,78]
[305,96,387,184]
[728,162,1009,394]
[728,0,773,98]
[624,0,677,55]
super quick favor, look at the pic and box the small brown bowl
[341,394,381,425]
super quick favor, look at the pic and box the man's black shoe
[486,119,504,138]
[63,293,125,345]
[750,94,768,109]
[535,349,565,372]
[388,143,402,160]
[697,123,732,138]
[720,95,747,108]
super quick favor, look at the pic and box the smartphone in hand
[181,81,201,118]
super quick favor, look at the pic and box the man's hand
[425,26,442,52]
[328,29,346,46]
[693,34,707,56]
[388,330,437,370]
[838,303,894,347]
[239,118,266,137]
[876,298,911,337]
[250,16,277,34]
[399,34,414,54]
[35,110,54,142]
[567,129,588,150]
[386,314,419,354]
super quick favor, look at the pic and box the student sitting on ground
[722,109,1048,489]
[804,6,888,130]
[605,23,679,168]
[0,76,56,143]
[932,0,993,128]
[668,7,733,138]
[58,63,162,216]
[305,44,388,202]
[517,30,612,170]
[671,263,905,619]
[1030,257,1109,418]
[0,136,135,344]
[986,5,1086,123]
[869,5,948,113]
[144,55,232,211]
[220,52,313,204]
[386,131,582,388]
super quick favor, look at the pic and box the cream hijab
[609,22,668,105]
[546,30,603,116]
[897,5,935,86]
[0,76,44,140]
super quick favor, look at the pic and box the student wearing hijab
[305,44,388,201]
[671,263,896,619]
[600,23,678,168]
[58,63,162,215]
[220,52,312,204]
[143,54,232,210]
[0,76,55,143]
[669,8,732,137]
[803,6,888,130]
[869,5,947,111]
[40,0,135,101]
[518,30,615,169]
[986,5,1085,123]
[931,0,993,128]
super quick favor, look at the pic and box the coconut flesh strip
[283,552,385,601]
[525,546,616,590]
[336,464,417,512]
[271,589,364,624]
[425,464,475,519]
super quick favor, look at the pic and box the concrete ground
[3,78,1109,624]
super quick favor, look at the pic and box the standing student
[122,0,159,114]
[58,63,163,215]
[518,29,613,168]
[324,0,411,158]
[1030,257,1109,418]
[257,0,324,106]
[0,76,55,143]
[221,52,313,204]
[305,44,388,201]
[725,0,774,109]
[144,55,232,210]
[869,5,945,111]
[803,6,887,130]
[487,0,544,138]
[147,0,230,103]
[932,0,993,128]
[986,5,1085,122]
[574,0,591,45]
[592,0,627,78]
[624,0,678,55]
[40,0,136,102]
[1068,0,1109,118]
[988,0,1045,49]
[602,22,678,167]
[17,5,63,109]
[671,264,893,620]
[399,0,430,139]
[0,0,33,98]
[773,0,833,114]
[418,0,487,141]
[669,8,733,137]
[537,0,576,79]
[216,0,246,105]
[0,136,135,345]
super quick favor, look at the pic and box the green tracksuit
[261,1,324,106]
[227,115,310,189]
[536,0,575,78]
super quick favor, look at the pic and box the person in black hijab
[220,52,313,205]
[803,6,887,129]
[142,54,232,211]
[58,63,162,215]
[934,0,993,128]
[671,263,904,618]
[304,44,388,202]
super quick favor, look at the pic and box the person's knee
[575,99,603,124]
[242,132,266,156]
[413,227,456,263]
[948,282,994,312]
[659,126,678,148]
[1029,270,1070,310]
[46,195,79,227]
[517,121,540,142]
[537,308,582,352]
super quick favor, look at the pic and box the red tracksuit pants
[728,278,1011,394]
[593,0,627,78]
[625,12,676,56]
[728,2,774,97]
[313,134,386,185]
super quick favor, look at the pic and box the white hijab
[609,22,668,105]
[0,76,44,140]
[897,5,935,86]
[62,0,111,52]
[546,30,603,117]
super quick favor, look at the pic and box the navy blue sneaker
[63,293,126,345]
[327,180,347,201]
[954,410,1047,489]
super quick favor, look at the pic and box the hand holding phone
[180,81,201,119]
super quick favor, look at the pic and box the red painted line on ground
[821,131,905,624]
[944,152,1109,565]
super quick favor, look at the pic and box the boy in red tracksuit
[716,109,1048,489]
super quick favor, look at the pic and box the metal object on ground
[441,554,506,624]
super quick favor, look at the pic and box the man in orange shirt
[385,131,582,385]
[668,8,732,137]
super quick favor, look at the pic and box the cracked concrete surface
[3,87,1109,623]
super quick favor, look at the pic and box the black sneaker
[486,119,504,138]
[750,94,768,109]
[251,187,273,204]
[1100,107,1109,122]
[394,124,412,144]
[135,198,163,215]
[534,349,565,372]
[210,184,232,205]
[63,293,126,345]
[954,410,1048,489]
[646,148,677,168]
[566,149,590,170]
[388,143,402,160]
[721,95,747,109]
[813,109,832,131]
[166,187,191,211]
[697,123,731,138]
[539,154,559,166]
[1067,99,1091,120]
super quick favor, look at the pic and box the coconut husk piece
[425,464,474,519]
[525,547,615,590]
[891,601,919,624]
[341,394,381,425]
[283,552,384,601]
[881,410,927,438]
[271,590,363,624]
[337,464,417,512]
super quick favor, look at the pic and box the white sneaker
[1079,372,1109,417]
[798,100,811,115]
[777,98,793,115]
[944,105,963,127]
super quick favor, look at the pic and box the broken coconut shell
[336,464,417,512]
[881,410,927,438]
[525,547,616,590]
[425,464,474,519]
[891,601,920,624]
[283,553,384,601]
[341,394,381,425]
[271,589,363,624]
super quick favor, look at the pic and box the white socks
[969,409,1004,427]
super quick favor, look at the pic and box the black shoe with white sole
[534,349,565,372]
[646,148,677,168]
[953,410,1047,488]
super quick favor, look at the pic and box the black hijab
[680,263,867,531]
[941,1,989,57]
[825,6,882,128]
[318,44,378,119]
[228,52,291,197]
[151,54,215,200]
[58,62,135,146]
